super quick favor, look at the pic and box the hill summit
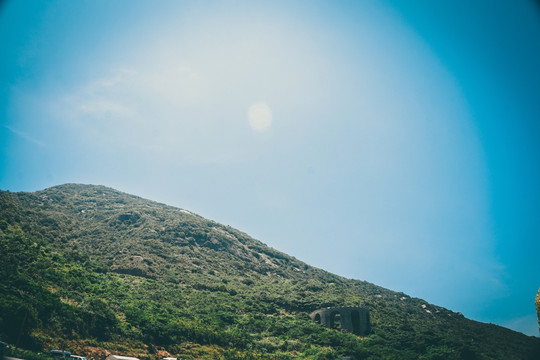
[1,184,539,359]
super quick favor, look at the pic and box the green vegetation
[1,184,539,359]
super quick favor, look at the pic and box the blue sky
[1,0,539,336]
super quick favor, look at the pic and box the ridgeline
[1,184,538,359]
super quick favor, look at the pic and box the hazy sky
[1,0,540,336]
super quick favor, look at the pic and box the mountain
[1,184,539,359]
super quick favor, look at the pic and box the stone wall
[310,307,370,336]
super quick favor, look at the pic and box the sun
[247,102,272,132]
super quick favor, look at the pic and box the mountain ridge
[1,183,539,359]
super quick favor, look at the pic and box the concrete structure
[106,356,140,360]
[310,307,370,336]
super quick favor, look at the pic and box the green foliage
[0,184,539,359]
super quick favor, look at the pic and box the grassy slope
[0,184,539,360]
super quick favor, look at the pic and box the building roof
[106,356,140,360]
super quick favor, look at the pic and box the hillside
[1,184,539,359]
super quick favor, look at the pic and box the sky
[1,0,539,336]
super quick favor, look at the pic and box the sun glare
[247,102,273,132]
